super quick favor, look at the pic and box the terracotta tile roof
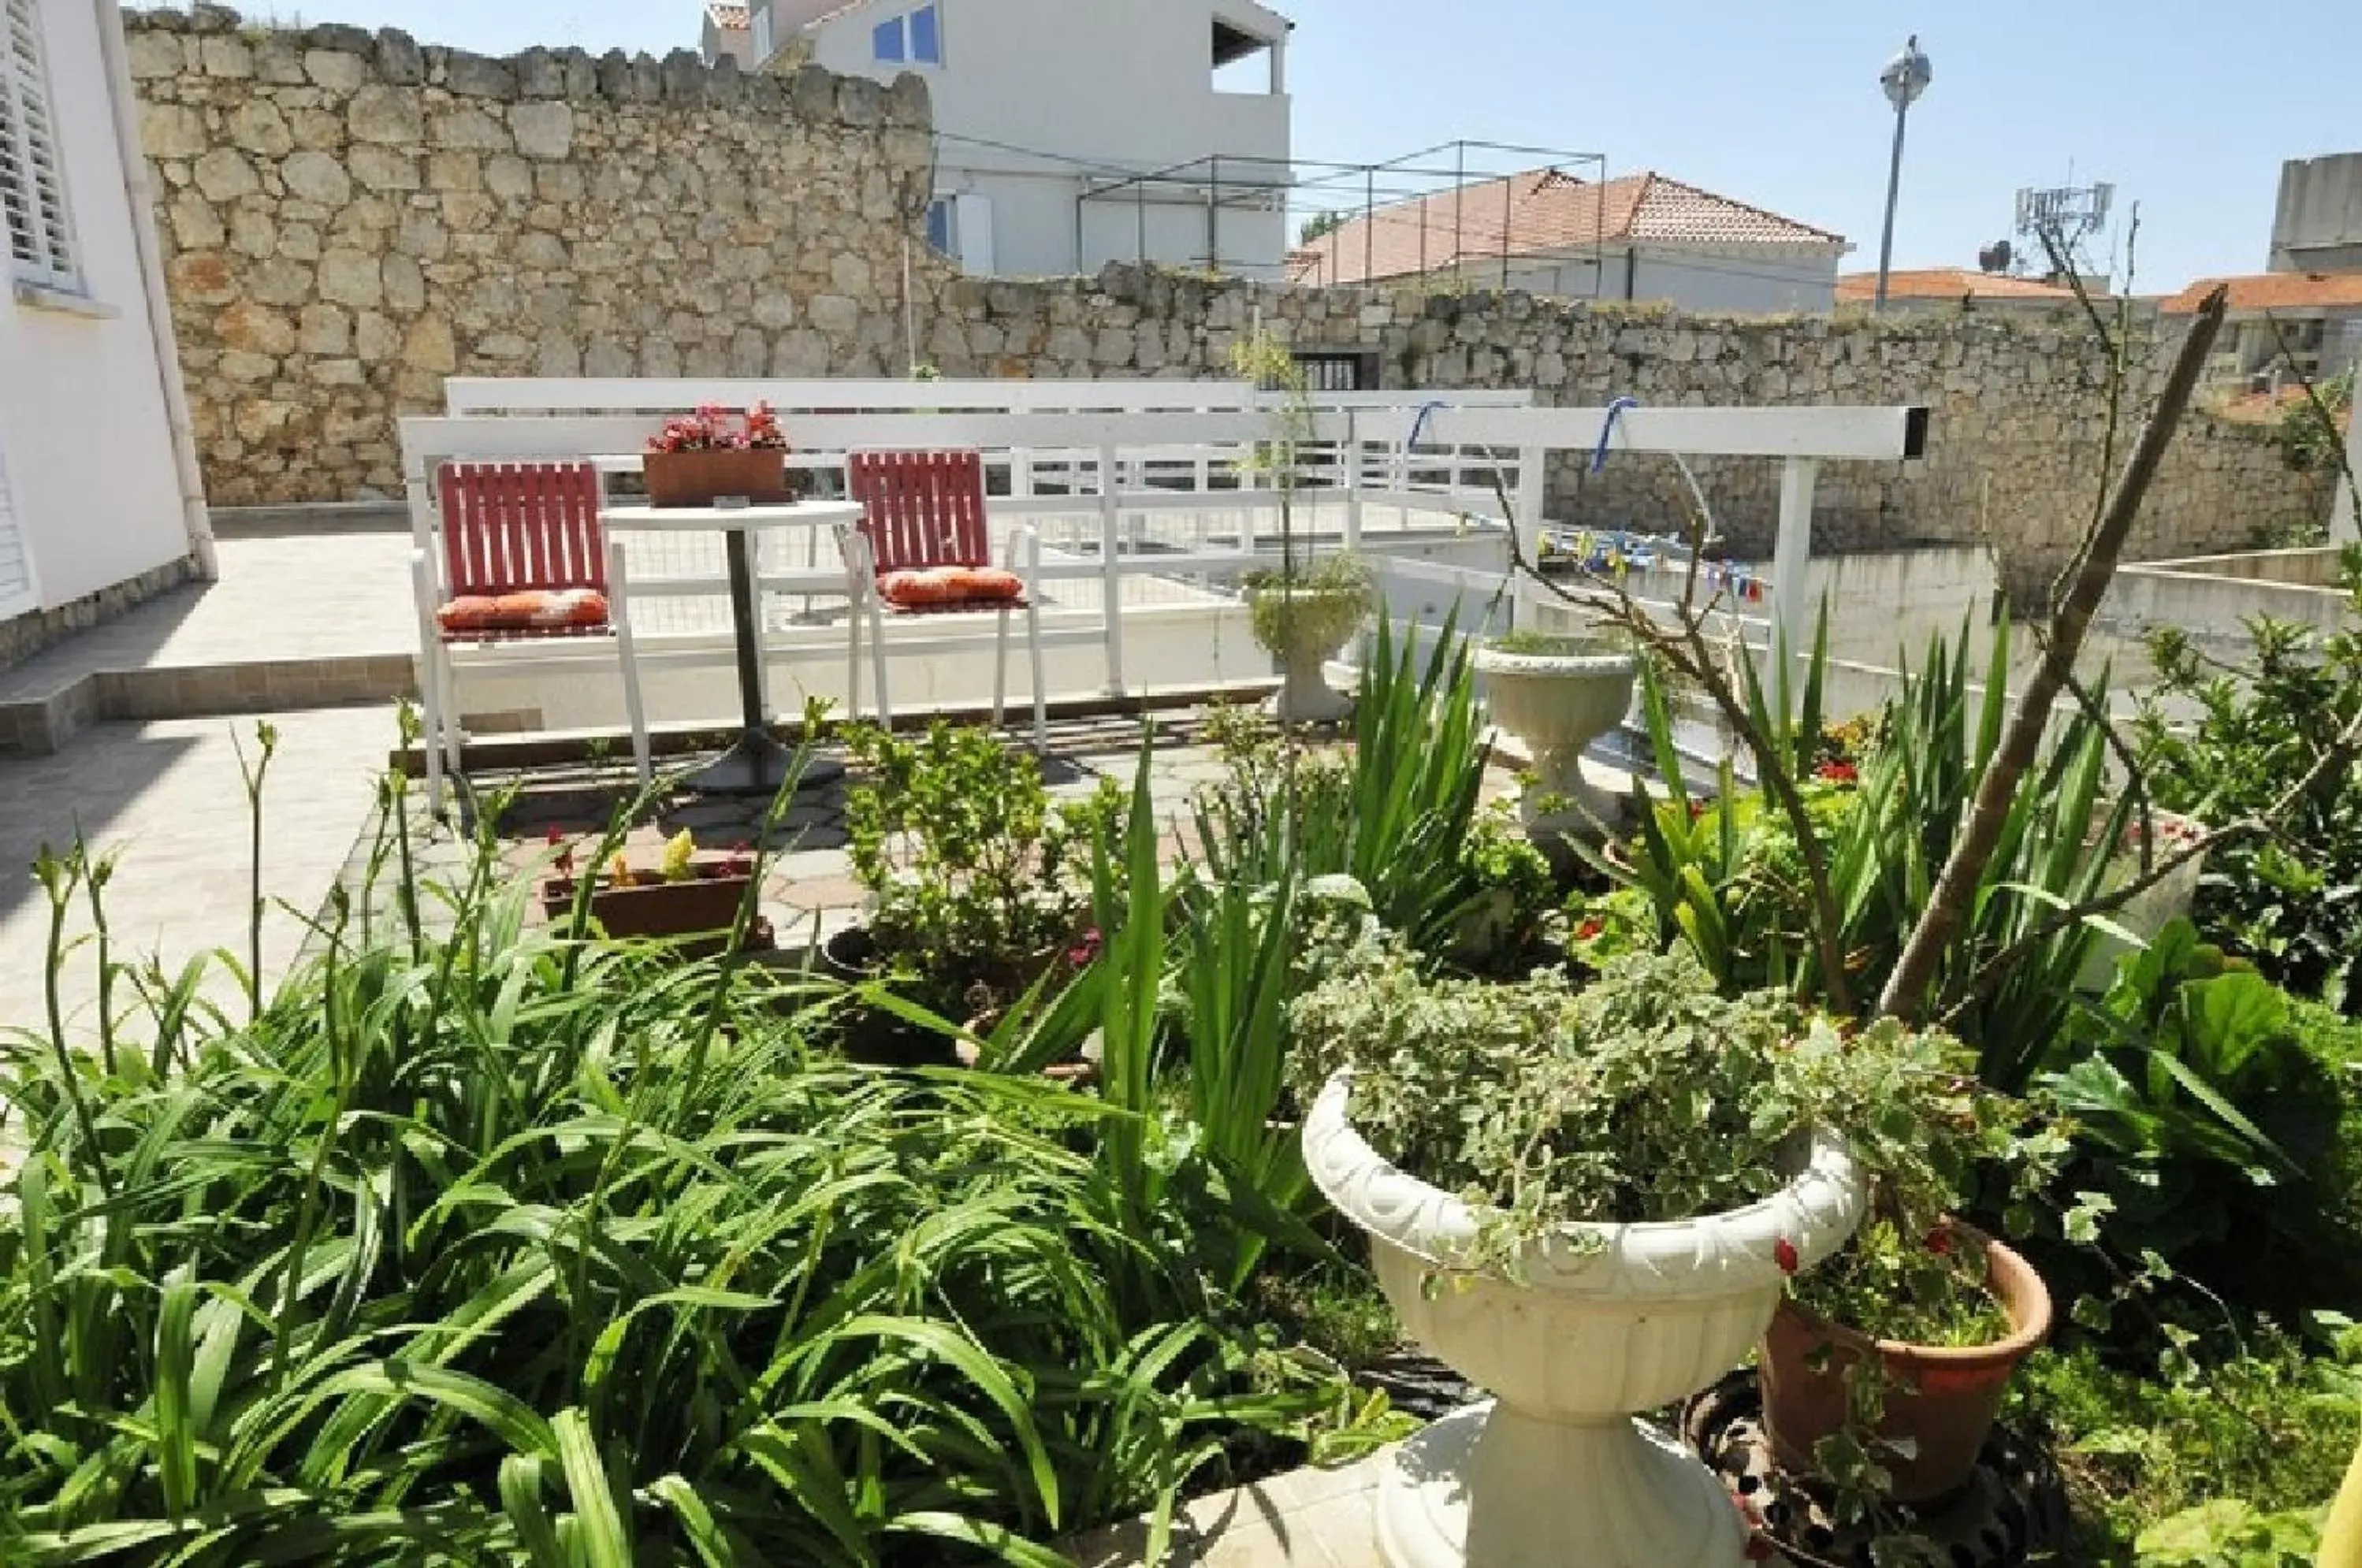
[1833,268,2081,303]
[705,2,750,29]
[1287,169,1843,287]
[2162,272,2362,314]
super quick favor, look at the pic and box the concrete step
[1,653,415,756]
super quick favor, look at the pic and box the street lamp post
[1873,34,1932,314]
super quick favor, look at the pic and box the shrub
[843,719,1116,1011]
[2134,588,2362,1013]
[1289,943,1991,1272]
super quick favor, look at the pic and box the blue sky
[245,0,2359,291]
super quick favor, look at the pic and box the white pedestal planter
[1253,585,1364,725]
[2076,811,2208,991]
[1474,645,1639,842]
[1303,1073,1865,1568]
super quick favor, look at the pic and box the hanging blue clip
[1591,396,1639,474]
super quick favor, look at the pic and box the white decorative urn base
[1269,638,1354,724]
[1255,585,1363,726]
[1303,1072,1864,1568]
[1473,645,1639,842]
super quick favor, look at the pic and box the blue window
[872,5,941,66]
[924,196,956,257]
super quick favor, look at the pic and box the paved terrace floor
[0,704,403,1037]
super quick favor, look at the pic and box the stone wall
[130,9,2330,594]
[913,269,2336,597]
[128,6,944,504]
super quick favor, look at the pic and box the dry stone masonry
[129,9,2327,593]
[130,5,943,504]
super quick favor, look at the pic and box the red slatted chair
[844,450,1045,741]
[410,460,650,807]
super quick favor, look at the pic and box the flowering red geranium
[1574,916,1605,942]
[1773,1236,1799,1276]
[1815,760,1860,786]
[646,402,791,455]
[1067,927,1104,969]
[1925,1227,1955,1257]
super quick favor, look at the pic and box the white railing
[400,388,1925,751]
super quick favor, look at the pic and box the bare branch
[1877,285,2232,1023]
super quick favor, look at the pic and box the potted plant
[828,721,1114,1060]
[642,402,793,507]
[1761,1217,2052,1512]
[541,829,761,958]
[1248,552,1372,725]
[1291,941,1973,1566]
[1473,629,1639,842]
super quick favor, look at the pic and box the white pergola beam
[1377,404,1929,463]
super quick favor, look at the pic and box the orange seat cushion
[878,567,1024,609]
[438,589,609,634]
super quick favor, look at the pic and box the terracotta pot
[1758,1224,2051,1503]
[643,448,791,507]
[1303,1071,1866,1568]
[541,863,759,960]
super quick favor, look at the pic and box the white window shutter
[0,438,37,620]
[954,192,995,275]
[1,0,78,291]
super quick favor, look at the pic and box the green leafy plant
[1605,611,2138,1092]
[843,719,1114,1010]
[1288,944,1988,1273]
[1192,615,1493,959]
[1790,1218,2014,1351]
[2134,580,2362,1013]
[1246,552,1373,658]
[0,741,1348,1568]
[2034,920,2345,1309]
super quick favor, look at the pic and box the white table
[602,500,865,796]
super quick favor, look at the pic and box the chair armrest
[1003,522,1041,571]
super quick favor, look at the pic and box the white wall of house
[0,0,193,621]
[794,0,1292,279]
[1423,243,1841,315]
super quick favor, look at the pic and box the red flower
[1575,917,1605,942]
[1067,927,1104,968]
[1815,760,1859,785]
[1688,800,1709,820]
[1925,1227,1955,1257]
[1773,1237,1799,1276]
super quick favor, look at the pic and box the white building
[1289,169,1851,315]
[1,0,209,656]
[722,0,1296,281]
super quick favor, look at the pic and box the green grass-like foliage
[0,756,1330,1566]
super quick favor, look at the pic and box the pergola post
[1770,456,1821,666]
[2334,398,2360,546]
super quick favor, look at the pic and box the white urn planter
[2075,809,2208,991]
[1474,645,1639,842]
[1303,1072,1865,1568]
[1253,585,1365,725]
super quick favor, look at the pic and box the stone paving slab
[0,704,402,1038]
[1069,1451,1391,1568]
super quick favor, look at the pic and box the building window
[2,0,80,292]
[751,4,773,65]
[925,195,957,257]
[873,4,943,67]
